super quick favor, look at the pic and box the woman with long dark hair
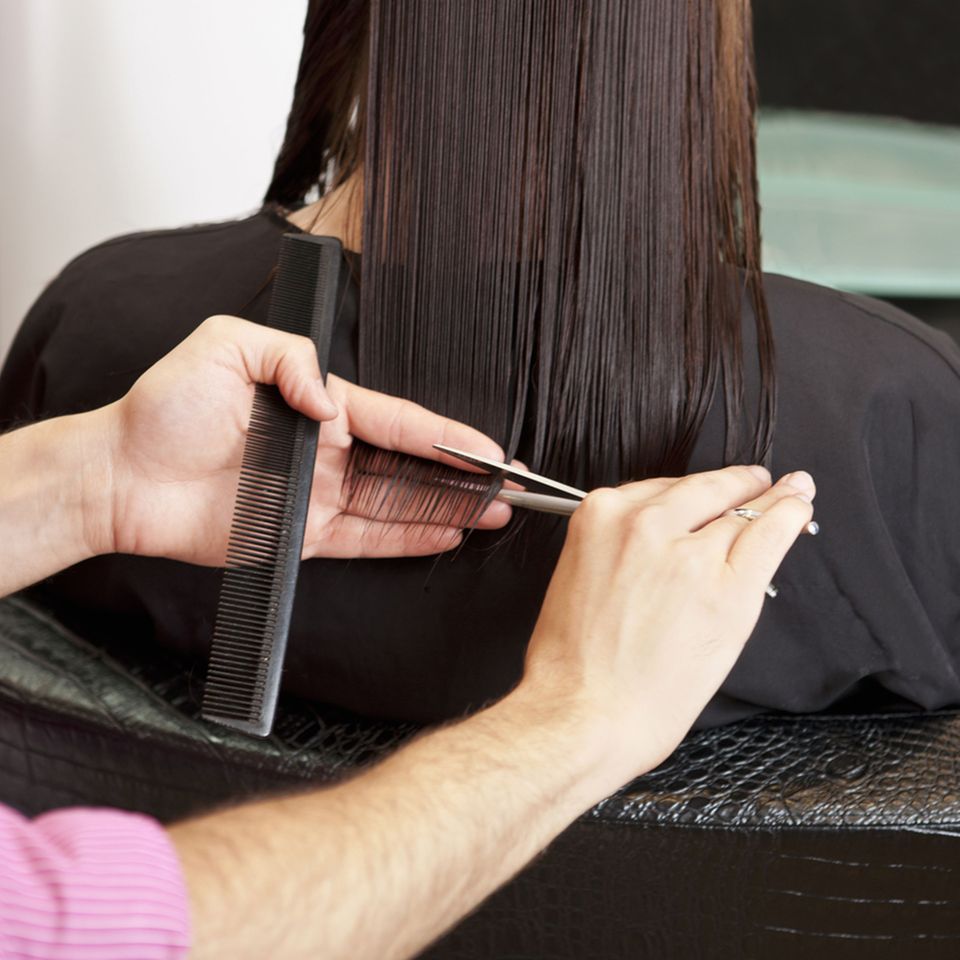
[2,0,959,727]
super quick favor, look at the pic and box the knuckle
[730,464,764,486]
[434,413,459,451]
[579,487,621,518]
[781,495,815,527]
[297,337,320,369]
[570,487,620,532]
[686,465,764,495]
[625,502,666,539]
[285,374,308,409]
[675,470,725,502]
[747,500,811,558]
[736,462,770,482]
[202,314,234,335]
[387,399,415,449]
[296,332,317,354]
[719,464,766,493]
[746,521,780,554]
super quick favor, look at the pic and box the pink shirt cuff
[0,804,190,959]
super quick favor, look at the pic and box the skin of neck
[286,171,364,253]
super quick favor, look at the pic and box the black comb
[202,234,343,737]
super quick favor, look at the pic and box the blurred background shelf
[758,111,960,298]
[753,0,960,341]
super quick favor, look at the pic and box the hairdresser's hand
[93,315,510,566]
[521,465,815,794]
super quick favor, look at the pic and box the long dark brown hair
[267,0,774,515]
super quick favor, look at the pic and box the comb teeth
[202,388,304,725]
[202,234,342,737]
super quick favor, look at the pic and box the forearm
[0,409,114,596]
[171,685,625,960]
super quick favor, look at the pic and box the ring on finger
[725,507,763,522]
[724,506,818,536]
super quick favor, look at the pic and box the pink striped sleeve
[0,804,190,959]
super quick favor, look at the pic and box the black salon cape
[2,208,959,727]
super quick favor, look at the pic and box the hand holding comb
[202,234,342,737]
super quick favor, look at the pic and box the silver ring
[727,507,763,521]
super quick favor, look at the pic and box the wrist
[482,677,646,813]
[498,662,671,806]
[73,403,122,560]
[0,408,119,598]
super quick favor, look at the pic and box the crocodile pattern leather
[1,596,958,958]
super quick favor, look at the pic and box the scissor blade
[496,490,581,516]
[433,444,587,500]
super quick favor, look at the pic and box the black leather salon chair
[1,595,958,959]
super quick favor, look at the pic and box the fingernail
[780,470,815,502]
[746,465,771,483]
[316,382,338,419]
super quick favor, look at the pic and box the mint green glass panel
[757,111,960,296]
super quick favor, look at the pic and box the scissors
[434,443,791,599]
[433,444,586,516]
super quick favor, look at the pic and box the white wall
[0,0,308,365]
